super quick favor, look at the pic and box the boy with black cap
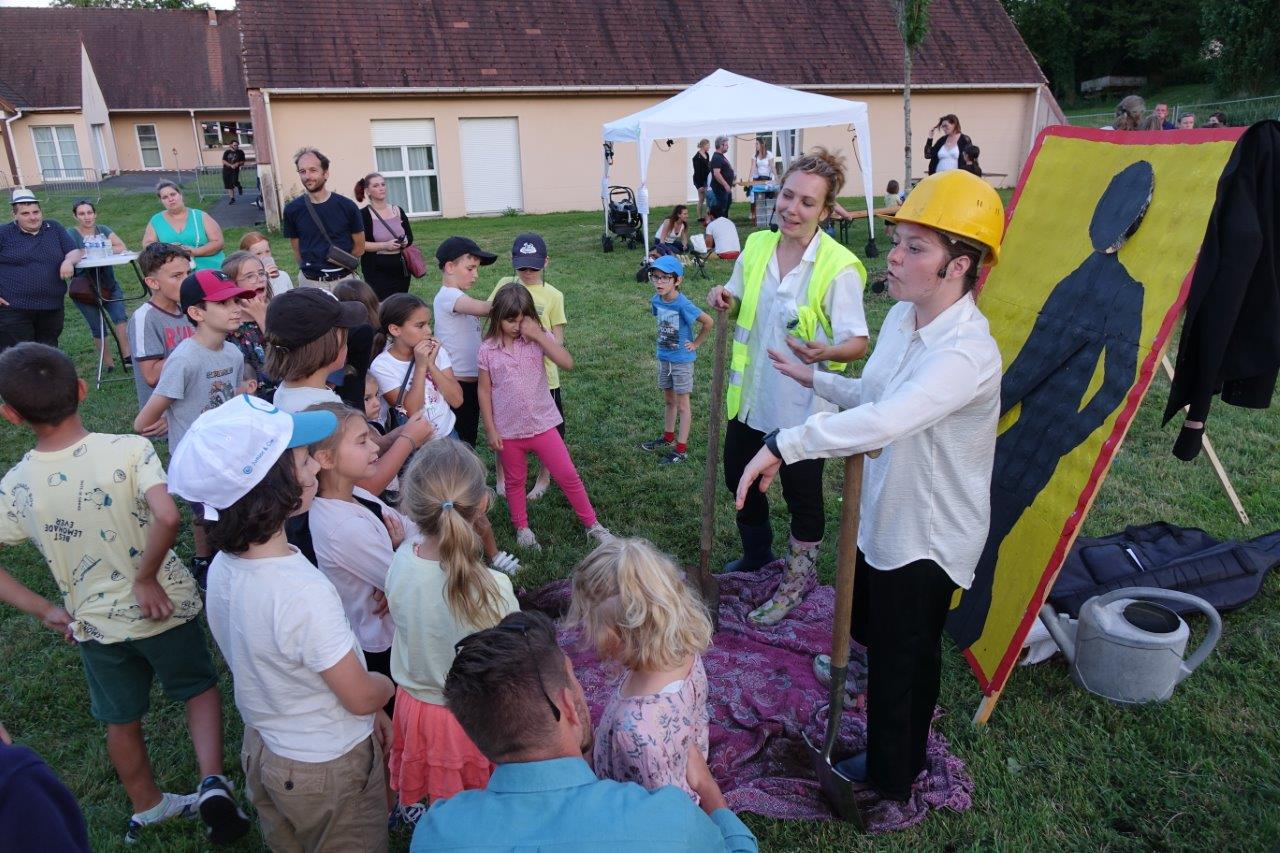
[433,236,498,447]
[489,233,567,498]
[263,287,368,413]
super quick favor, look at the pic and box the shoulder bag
[369,205,428,279]
[383,358,416,433]
[303,194,359,272]
[68,226,102,305]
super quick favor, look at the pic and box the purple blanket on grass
[521,562,973,833]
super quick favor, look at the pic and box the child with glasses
[383,439,519,824]
[222,251,274,399]
[566,537,713,802]
[638,255,713,464]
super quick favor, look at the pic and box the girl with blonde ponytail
[384,439,519,814]
[566,537,713,802]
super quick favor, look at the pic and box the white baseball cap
[168,394,338,521]
[10,187,38,206]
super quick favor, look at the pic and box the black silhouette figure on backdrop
[948,161,1153,649]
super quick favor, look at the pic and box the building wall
[80,44,120,176]
[7,110,91,187]
[109,111,251,172]
[262,88,1045,224]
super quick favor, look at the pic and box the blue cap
[651,255,684,277]
[287,408,339,449]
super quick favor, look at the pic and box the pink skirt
[389,687,493,805]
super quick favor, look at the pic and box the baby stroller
[602,185,642,252]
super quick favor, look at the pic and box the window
[31,125,84,180]
[370,120,440,216]
[201,120,254,149]
[135,124,162,169]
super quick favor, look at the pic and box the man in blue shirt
[280,148,364,291]
[0,188,81,352]
[412,611,757,853]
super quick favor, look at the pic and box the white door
[135,124,162,169]
[459,117,523,215]
[90,124,109,174]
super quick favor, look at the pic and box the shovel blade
[803,731,866,828]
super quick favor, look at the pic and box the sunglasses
[455,619,561,722]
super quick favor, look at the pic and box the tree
[894,0,933,192]
[51,0,209,8]
[1202,0,1280,96]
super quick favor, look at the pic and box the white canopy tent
[601,69,877,253]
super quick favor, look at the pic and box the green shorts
[78,618,218,724]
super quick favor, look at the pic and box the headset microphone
[768,208,778,233]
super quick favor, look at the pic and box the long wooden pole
[696,308,730,622]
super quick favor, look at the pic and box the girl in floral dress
[566,537,714,802]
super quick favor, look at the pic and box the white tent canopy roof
[601,68,876,246]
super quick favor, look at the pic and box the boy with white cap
[169,394,395,851]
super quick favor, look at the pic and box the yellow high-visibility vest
[726,229,865,419]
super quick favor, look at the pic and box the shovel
[690,307,729,629]
[803,451,866,827]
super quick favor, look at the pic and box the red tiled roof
[238,0,1045,91]
[0,8,247,111]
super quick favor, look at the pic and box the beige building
[239,0,1063,227]
[0,8,249,188]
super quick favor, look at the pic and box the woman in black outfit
[692,138,712,222]
[922,114,973,176]
[355,172,414,301]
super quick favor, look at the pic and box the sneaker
[659,450,687,465]
[197,774,250,845]
[389,801,427,830]
[228,197,236,205]
[515,528,541,551]
[640,436,672,452]
[585,523,614,545]
[125,792,198,844]
[191,557,212,592]
[491,550,521,576]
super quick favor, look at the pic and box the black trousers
[722,417,825,542]
[453,379,480,447]
[0,305,64,352]
[851,550,957,801]
[360,252,410,302]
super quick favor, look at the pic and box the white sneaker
[491,550,521,575]
[515,528,541,550]
[125,792,198,844]
[585,523,614,545]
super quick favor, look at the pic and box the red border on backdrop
[965,123,1245,696]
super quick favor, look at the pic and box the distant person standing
[1153,103,1175,130]
[222,140,247,204]
[0,188,81,352]
[692,139,711,222]
[1179,113,1197,130]
[282,147,365,292]
[1103,95,1145,131]
[355,172,413,301]
[709,136,736,219]
[923,114,972,174]
[1206,111,1228,128]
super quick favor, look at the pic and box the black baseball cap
[511,233,547,270]
[266,287,368,348]
[436,236,498,268]
[179,269,255,316]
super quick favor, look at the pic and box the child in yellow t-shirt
[0,343,248,846]
[489,232,567,499]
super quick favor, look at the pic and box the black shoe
[640,436,672,452]
[228,197,236,205]
[659,450,687,464]
[197,775,250,845]
[833,752,868,783]
[123,356,133,367]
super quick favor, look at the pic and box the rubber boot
[749,537,820,626]
[724,521,776,573]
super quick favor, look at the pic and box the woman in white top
[654,205,690,252]
[922,114,972,175]
[734,169,1005,804]
[707,148,870,626]
[751,139,774,181]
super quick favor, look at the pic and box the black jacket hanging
[1164,120,1280,460]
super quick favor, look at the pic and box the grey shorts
[657,359,694,394]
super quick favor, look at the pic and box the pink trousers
[498,428,598,530]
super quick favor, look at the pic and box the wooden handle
[829,453,864,670]
[699,308,731,574]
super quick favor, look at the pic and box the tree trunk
[903,44,913,190]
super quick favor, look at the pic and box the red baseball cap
[179,269,256,315]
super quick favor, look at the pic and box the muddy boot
[749,537,820,626]
[724,522,776,573]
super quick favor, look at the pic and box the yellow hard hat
[880,170,1006,265]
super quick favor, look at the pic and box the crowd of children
[0,221,744,848]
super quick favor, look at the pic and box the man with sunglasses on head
[412,611,757,852]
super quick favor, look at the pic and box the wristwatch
[763,429,781,459]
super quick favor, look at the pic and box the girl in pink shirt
[478,283,611,550]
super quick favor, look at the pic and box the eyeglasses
[648,272,677,284]
[238,269,268,283]
[455,619,561,722]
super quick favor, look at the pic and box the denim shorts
[657,359,694,394]
[73,274,128,333]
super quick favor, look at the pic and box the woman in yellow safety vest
[706,148,870,626]
[734,170,1006,803]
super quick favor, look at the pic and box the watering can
[1037,587,1221,705]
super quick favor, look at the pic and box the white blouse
[935,141,961,172]
[775,294,1001,588]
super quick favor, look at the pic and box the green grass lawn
[2,189,1278,851]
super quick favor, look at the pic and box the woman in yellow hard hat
[734,169,1005,803]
